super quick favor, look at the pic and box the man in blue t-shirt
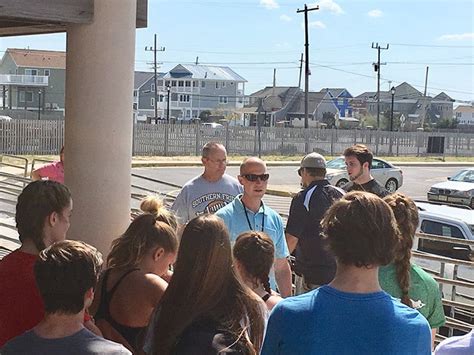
[262,191,431,355]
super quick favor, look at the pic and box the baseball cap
[300,152,326,169]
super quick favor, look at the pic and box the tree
[436,117,459,129]
[322,112,335,128]
[199,110,212,122]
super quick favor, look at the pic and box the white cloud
[280,14,292,22]
[307,21,326,29]
[438,33,474,41]
[317,0,344,15]
[368,9,383,18]
[260,0,279,10]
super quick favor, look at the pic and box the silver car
[325,157,403,193]
[427,168,474,208]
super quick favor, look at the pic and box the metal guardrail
[0,155,29,177]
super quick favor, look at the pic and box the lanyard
[242,200,265,232]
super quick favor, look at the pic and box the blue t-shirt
[262,285,431,355]
[215,195,289,290]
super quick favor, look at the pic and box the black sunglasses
[242,174,270,182]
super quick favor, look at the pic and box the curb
[132,161,474,168]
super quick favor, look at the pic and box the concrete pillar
[65,0,136,255]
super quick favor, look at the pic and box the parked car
[325,156,403,193]
[415,201,473,260]
[427,168,474,208]
[201,122,224,129]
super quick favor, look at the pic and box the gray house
[244,86,338,126]
[0,48,65,118]
[133,71,165,122]
[154,64,246,121]
[353,82,454,127]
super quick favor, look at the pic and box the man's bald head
[240,157,266,175]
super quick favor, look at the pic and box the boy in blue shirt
[262,191,431,355]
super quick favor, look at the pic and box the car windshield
[326,157,346,170]
[450,170,474,183]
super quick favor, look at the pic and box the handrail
[0,155,29,177]
[412,250,474,267]
[415,232,474,247]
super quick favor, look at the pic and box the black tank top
[95,268,146,350]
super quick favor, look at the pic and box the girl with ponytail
[379,193,445,348]
[233,231,283,311]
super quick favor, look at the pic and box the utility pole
[423,66,429,96]
[297,4,319,130]
[145,34,165,121]
[371,42,388,130]
[298,53,303,89]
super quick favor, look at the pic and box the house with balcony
[151,64,246,121]
[0,48,65,118]
[319,88,353,117]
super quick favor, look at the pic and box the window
[151,84,155,92]
[151,98,155,107]
[157,80,163,87]
[171,80,177,87]
[456,112,462,118]
[44,69,50,76]
[215,82,219,89]
[238,97,243,104]
[165,80,170,87]
[19,91,33,102]
[219,96,228,104]
[222,82,226,88]
[133,90,138,97]
[159,95,164,102]
[25,69,38,76]
[193,81,198,87]
[185,81,191,87]
[171,93,178,101]
[201,81,206,88]
[179,94,190,102]
[178,81,184,87]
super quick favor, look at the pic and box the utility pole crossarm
[371,42,389,130]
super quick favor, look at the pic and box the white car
[201,122,224,129]
[427,168,474,209]
[325,157,403,193]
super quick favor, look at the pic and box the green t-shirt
[379,263,446,328]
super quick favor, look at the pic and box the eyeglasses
[207,158,228,165]
[241,174,270,182]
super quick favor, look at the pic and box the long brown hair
[107,214,178,269]
[384,193,419,308]
[233,231,274,294]
[151,214,265,354]
[321,191,400,267]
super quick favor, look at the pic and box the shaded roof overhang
[0,0,147,37]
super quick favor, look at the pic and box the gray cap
[300,152,326,169]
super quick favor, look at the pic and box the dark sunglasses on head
[242,173,270,182]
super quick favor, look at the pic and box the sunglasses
[242,174,270,182]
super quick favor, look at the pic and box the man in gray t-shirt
[171,142,242,226]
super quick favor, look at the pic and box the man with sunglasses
[286,153,344,295]
[171,142,242,228]
[216,157,292,297]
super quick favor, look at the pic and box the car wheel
[336,179,348,188]
[385,178,398,193]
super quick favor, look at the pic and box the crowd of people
[0,142,472,354]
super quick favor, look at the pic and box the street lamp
[166,85,171,122]
[38,90,42,120]
[390,86,395,131]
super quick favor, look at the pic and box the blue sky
[1,0,473,103]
